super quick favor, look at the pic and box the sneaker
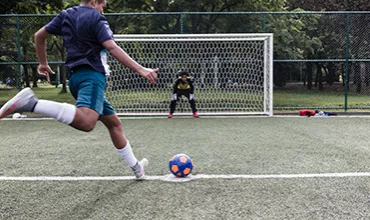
[168,113,173,118]
[131,158,149,180]
[0,88,38,119]
[193,112,199,118]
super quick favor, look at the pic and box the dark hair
[178,70,189,77]
[81,0,105,4]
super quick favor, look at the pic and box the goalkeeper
[168,70,199,118]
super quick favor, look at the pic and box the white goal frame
[109,34,273,116]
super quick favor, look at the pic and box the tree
[0,0,64,14]
[288,0,370,92]
[287,0,370,11]
[0,1,73,91]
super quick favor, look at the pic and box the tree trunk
[326,62,336,86]
[273,63,285,87]
[60,64,67,93]
[353,63,362,93]
[306,63,313,90]
[55,40,67,93]
[317,63,323,91]
[361,62,368,87]
[314,63,318,88]
[23,65,30,87]
[341,64,345,86]
[31,65,38,88]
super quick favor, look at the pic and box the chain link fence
[0,12,369,112]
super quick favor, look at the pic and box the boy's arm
[103,40,158,84]
[34,27,55,81]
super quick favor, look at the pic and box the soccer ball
[169,153,194,177]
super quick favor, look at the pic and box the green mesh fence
[0,12,369,112]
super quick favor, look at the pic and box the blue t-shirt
[45,6,114,74]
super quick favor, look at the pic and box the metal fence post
[344,13,351,111]
[180,13,184,34]
[262,14,267,32]
[16,16,22,90]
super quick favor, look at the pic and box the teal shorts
[68,68,115,117]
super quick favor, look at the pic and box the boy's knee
[82,124,95,132]
[106,119,122,130]
[72,115,98,132]
[78,120,96,132]
[72,107,99,131]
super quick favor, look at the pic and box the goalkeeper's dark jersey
[173,78,194,94]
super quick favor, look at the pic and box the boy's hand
[138,67,159,84]
[38,64,55,83]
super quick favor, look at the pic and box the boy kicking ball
[0,0,158,179]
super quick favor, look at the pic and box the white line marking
[2,118,55,121]
[3,115,370,121]
[1,172,370,182]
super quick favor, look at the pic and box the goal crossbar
[113,38,269,42]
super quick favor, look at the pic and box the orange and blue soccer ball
[169,153,194,177]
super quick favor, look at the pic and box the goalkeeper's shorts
[68,67,115,117]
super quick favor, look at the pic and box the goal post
[108,34,273,116]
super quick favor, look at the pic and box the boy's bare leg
[100,114,148,179]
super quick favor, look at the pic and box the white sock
[116,140,138,167]
[34,100,76,124]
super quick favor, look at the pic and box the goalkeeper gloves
[189,94,195,100]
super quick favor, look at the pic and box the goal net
[108,34,273,116]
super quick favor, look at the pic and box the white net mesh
[108,34,273,116]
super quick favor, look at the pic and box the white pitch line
[1,172,370,182]
[3,115,370,121]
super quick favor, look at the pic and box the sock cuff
[56,103,76,124]
[116,139,137,167]
[30,99,38,112]
[34,100,76,125]
[116,140,130,152]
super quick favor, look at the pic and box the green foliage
[0,0,64,14]
[1,0,369,93]
[287,0,370,11]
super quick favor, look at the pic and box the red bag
[299,110,316,117]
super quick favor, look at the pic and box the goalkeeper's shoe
[193,112,199,118]
[0,88,38,119]
[131,158,149,180]
[168,113,173,118]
